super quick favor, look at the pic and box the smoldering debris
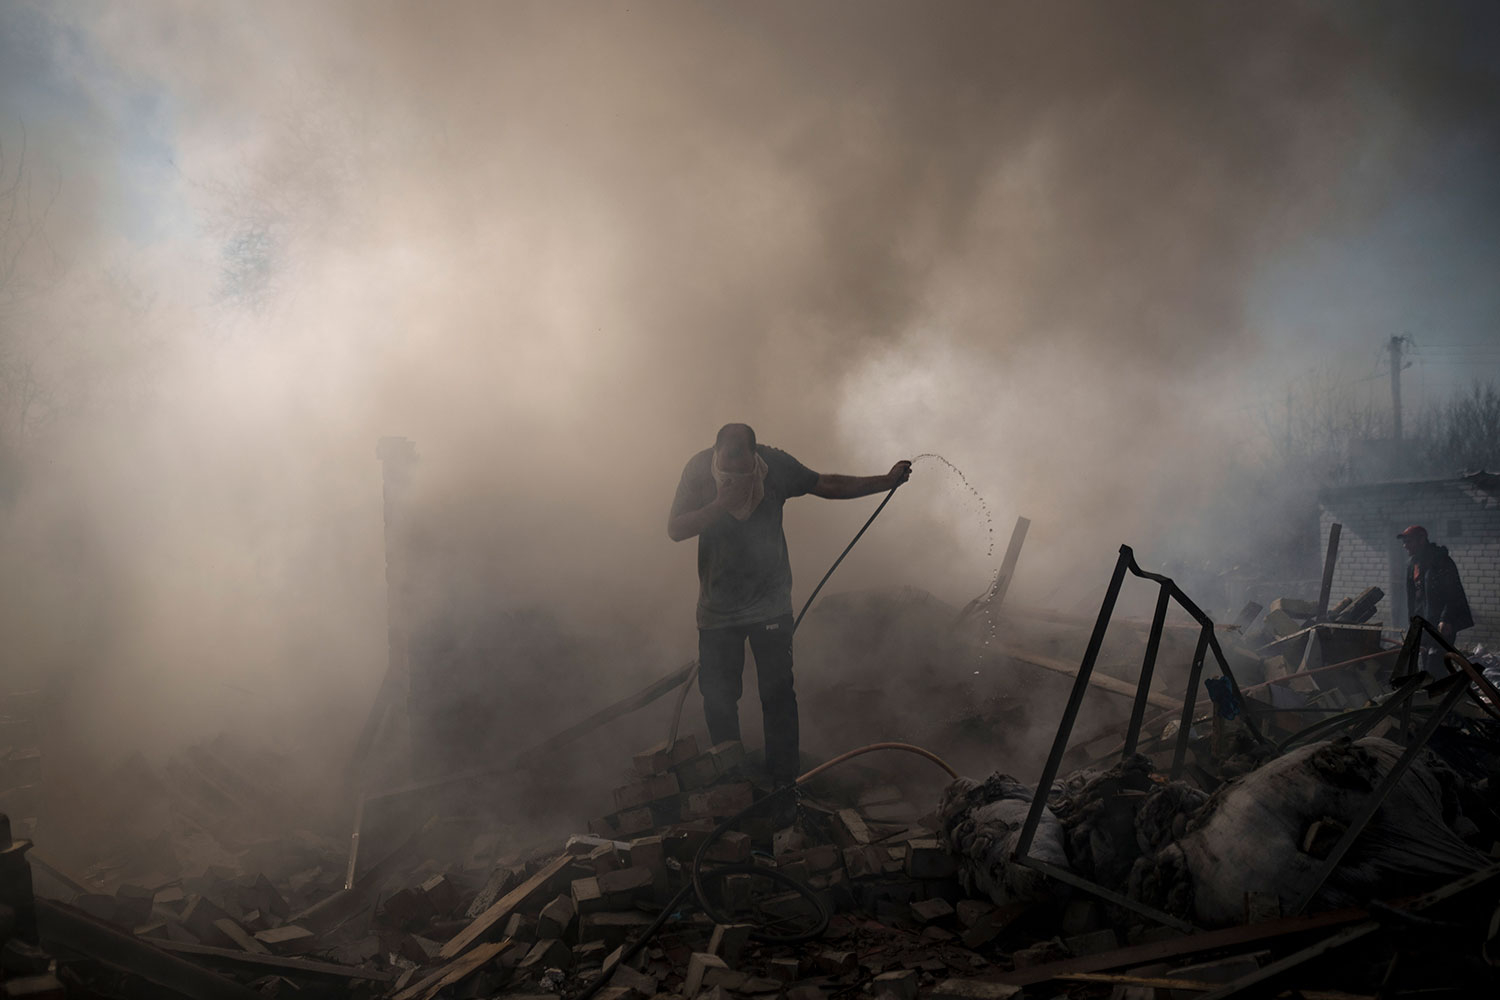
[939,740,1488,932]
[5,559,1500,999]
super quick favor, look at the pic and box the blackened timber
[26,852,100,897]
[992,906,1369,987]
[952,515,1030,626]
[37,898,263,1000]
[987,516,1030,619]
[152,940,395,982]
[1315,522,1342,619]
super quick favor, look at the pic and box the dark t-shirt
[671,445,820,630]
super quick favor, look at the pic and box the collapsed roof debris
[6,532,1500,998]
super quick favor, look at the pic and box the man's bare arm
[668,497,726,541]
[810,461,912,500]
[668,475,755,541]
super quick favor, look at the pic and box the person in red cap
[1398,525,1474,674]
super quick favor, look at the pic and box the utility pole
[1285,386,1292,455]
[1388,335,1405,441]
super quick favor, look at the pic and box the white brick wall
[1319,478,1500,649]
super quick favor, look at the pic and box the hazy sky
[2,1,1498,768]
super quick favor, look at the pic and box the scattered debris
[5,551,1498,998]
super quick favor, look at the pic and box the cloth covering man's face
[715,428,757,474]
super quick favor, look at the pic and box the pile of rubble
[4,732,1058,1000]
[9,715,1500,999]
[7,569,1500,998]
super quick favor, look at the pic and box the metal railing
[1004,552,1499,933]
[1007,544,1268,931]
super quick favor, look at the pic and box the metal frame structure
[997,579,1499,982]
[1286,668,1469,915]
[1008,544,1269,931]
[1391,615,1500,720]
[1277,618,1500,917]
[1011,595,1499,938]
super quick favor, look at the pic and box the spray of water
[911,454,1000,664]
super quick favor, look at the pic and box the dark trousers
[698,613,799,783]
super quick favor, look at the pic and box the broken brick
[588,844,623,875]
[596,865,654,906]
[536,894,575,939]
[872,969,919,1000]
[910,898,954,925]
[610,964,658,995]
[179,896,231,945]
[518,937,573,971]
[626,835,664,873]
[707,922,752,966]
[253,925,316,955]
[767,957,801,982]
[571,875,607,916]
[685,781,755,820]
[832,809,874,847]
[419,873,461,916]
[684,952,731,995]
[703,830,752,864]
[578,910,655,949]
[613,772,680,810]
[904,839,957,879]
[632,735,700,776]
[503,911,538,942]
[813,949,857,976]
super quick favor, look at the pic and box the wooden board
[394,938,510,1000]
[1060,972,1369,999]
[992,906,1366,986]
[154,939,394,982]
[990,644,1177,711]
[437,854,569,959]
[36,899,264,1000]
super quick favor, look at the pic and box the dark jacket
[1406,542,1474,632]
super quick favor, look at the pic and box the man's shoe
[766,785,799,830]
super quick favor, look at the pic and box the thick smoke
[2,2,1498,803]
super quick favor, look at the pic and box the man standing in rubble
[1399,525,1474,676]
[668,423,911,786]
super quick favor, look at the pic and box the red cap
[1396,525,1428,540]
